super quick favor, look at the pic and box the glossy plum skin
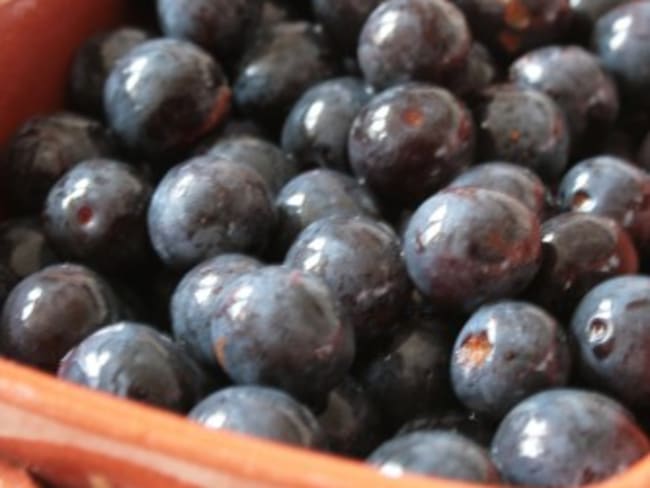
[448,162,547,217]
[189,385,326,449]
[69,27,151,117]
[510,46,619,153]
[570,276,650,407]
[311,0,382,55]
[4,112,117,214]
[357,0,471,89]
[281,77,373,172]
[526,213,638,320]
[171,254,262,368]
[474,84,570,183]
[156,0,263,66]
[233,22,338,128]
[205,136,298,195]
[147,156,275,271]
[356,322,452,428]
[556,156,650,251]
[451,301,571,420]
[452,0,572,57]
[404,188,541,313]
[348,83,475,205]
[58,322,209,413]
[0,264,124,371]
[0,219,58,282]
[593,2,650,107]
[211,266,355,405]
[104,39,231,162]
[272,169,380,258]
[368,431,500,483]
[43,159,153,275]
[398,410,495,447]
[285,216,410,339]
[491,389,650,487]
[317,377,383,457]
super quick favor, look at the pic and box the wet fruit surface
[210,266,355,405]
[348,83,475,205]
[357,0,471,88]
[403,187,541,312]
[285,216,410,339]
[474,84,570,182]
[491,389,650,487]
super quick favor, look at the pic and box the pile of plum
[2,0,650,486]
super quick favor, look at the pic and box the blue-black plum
[189,385,326,448]
[58,321,209,412]
[451,301,571,420]
[0,264,125,371]
[211,266,355,405]
[368,430,500,483]
[147,156,275,271]
[171,254,262,368]
[43,159,153,275]
[286,216,410,340]
[491,389,650,487]
[104,39,231,162]
[403,187,541,313]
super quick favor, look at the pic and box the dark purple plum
[526,213,639,320]
[205,136,298,195]
[286,216,410,340]
[43,159,153,274]
[311,0,382,55]
[0,264,125,371]
[156,0,263,66]
[171,254,262,368]
[571,276,650,407]
[357,0,471,89]
[451,0,572,57]
[147,156,275,271]
[233,22,338,128]
[0,219,58,281]
[491,389,650,487]
[272,169,380,258]
[447,162,547,217]
[356,320,453,428]
[189,385,326,448]
[556,155,650,252]
[368,431,500,483]
[403,187,541,313]
[317,377,382,456]
[211,266,355,405]
[510,46,619,154]
[398,410,495,447]
[4,112,117,214]
[474,84,570,183]
[348,83,475,205]
[281,77,373,172]
[69,27,151,116]
[104,39,231,162]
[593,2,650,107]
[451,301,571,420]
[58,321,209,412]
